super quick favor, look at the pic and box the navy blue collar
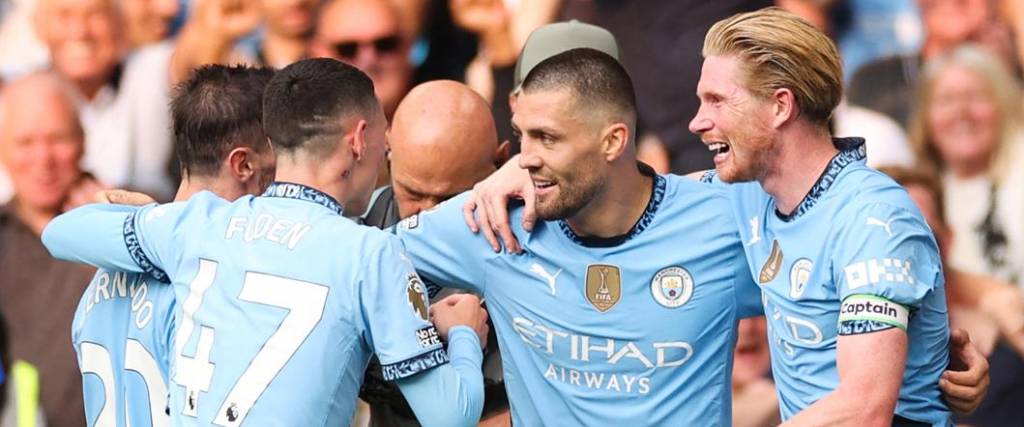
[558,163,667,248]
[261,182,344,216]
[776,137,866,222]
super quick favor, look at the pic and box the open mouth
[532,177,557,194]
[707,141,731,164]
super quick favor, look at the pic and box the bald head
[389,80,506,218]
[0,72,85,213]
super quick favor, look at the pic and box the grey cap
[514,20,621,89]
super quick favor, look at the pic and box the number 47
[175,259,328,426]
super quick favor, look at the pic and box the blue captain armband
[837,294,909,335]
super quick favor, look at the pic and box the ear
[601,123,630,162]
[771,88,797,129]
[495,140,511,166]
[227,146,256,183]
[350,119,369,161]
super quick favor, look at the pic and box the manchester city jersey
[395,170,763,426]
[704,138,951,425]
[49,183,448,426]
[73,267,175,427]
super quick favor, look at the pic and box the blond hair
[703,7,843,126]
[908,44,1023,184]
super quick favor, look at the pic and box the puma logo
[866,216,895,237]
[530,263,562,296]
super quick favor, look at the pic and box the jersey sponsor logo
[759,240,784,284]
[866,216,895,237]
[789,258,813,299]
[416,326,442,348]
[843,258,916,290]
[839,294,909,331]
[585,264,621,312]
[406,273,430,321]
[513,316,693,395]
[399,214,419,230]
[530,262,562,296]
[650,266,694,308]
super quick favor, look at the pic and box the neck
[14,200,59,236]
[759,125,837,215]
[565,161,652,238]
[262,32,308,68]
[273,155,347,205]
[948,159,990,180]
[175,173,243,202]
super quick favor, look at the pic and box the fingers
[484,193,518,253]
[521,183,537,232]
[950,328,970,347]
[476,193,501,252]
[463,196,481,233]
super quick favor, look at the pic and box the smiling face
[513,88,608,221]
[925,64,999,176]
[689,55,776,183]
[36,0,122,91]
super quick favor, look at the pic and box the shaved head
[389,80,505,218]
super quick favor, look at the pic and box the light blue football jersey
[72,266,174,427]
[395,169,763,426]
[703,138,952,426]
[50,183,449,426]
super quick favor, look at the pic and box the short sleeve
[360,234,449,381]
[832,203,943,331]
[392,192,491,294]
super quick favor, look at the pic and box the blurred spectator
[0,0,49,78]
[832,102,915,168]
[311,0,413,118]
[451,0,772,173]
[909,44,1024,288]
[833,0,923,81]
[776,0,917,168]
[848,0,1017,128]
[360,80,509,427]
[0,72,93,427]
[171,0,316,79]
[731,316,779,427]
[122,0,180,49]
[11,0,178,201]
[881,165,1024,426]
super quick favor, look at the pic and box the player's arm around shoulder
[42,202,149,273]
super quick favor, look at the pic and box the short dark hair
[521,48,637,127]
[262,58,379,155]
[171,64,275,177]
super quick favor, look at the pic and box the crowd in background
[0,0,1022,426]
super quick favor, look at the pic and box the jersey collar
[558,162,667,248]
[261,182,345,216]
[776,137,866,222]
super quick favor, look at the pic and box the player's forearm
[781,387,897,427]
[42,204,145,273]
[398,326,485,427]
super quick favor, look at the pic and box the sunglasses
[331,35,402,59]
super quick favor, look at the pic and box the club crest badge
[790,258,813,299]
[650,266,694,308]
[585,264,621,312]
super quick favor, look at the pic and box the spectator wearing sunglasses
[311,0,412,118]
